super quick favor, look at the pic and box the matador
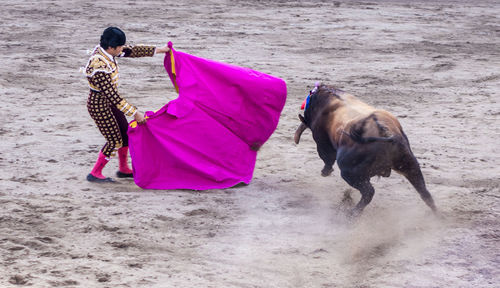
[84,27,169,182]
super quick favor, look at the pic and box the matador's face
[107,45,124,57]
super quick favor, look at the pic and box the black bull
[295,84,437,217]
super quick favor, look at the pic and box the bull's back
[328,94,373,126]
[329,96,403,145]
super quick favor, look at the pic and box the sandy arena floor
[0,0,499,287]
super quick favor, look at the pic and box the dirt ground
[0,0,499,287]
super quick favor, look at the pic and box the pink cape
[127,42,287,190]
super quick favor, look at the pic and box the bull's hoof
[347,208,362,219]
[321,167,333,177]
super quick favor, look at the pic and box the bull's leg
[340,172,374,217]
[312,131,337,177]
[315,140,336,177]
[394,153,437,213]
[318,145,336,176]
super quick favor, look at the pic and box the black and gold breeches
[87,91,129,158]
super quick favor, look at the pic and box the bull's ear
[298,114,305,123]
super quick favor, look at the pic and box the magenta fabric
[127,43,287,190]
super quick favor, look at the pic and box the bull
[294,83,437,217]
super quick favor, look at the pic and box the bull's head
[294,83,344,144]
[294,83,321,144]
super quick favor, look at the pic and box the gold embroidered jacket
[85,45,156,116]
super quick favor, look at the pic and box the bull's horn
[294,122,307,144]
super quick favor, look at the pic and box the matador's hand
[155,45,170,54]
[134,111,147,125]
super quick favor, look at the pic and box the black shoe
[116,171,134,178]
[87,174,115,183]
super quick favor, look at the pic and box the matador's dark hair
[100,27,126,49]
